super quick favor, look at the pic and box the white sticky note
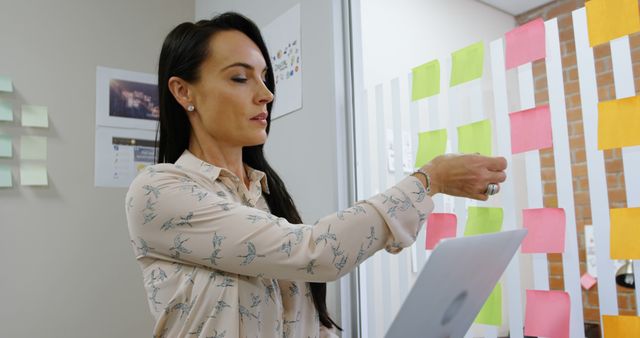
[21,105,49,128]
[20,135,47,160]
[0,76,13,92]
[20,164,48,186]
[0,135,12,158]
[0,165,12,187]
[0,101,13,122]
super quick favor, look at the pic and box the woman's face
[189,30,273,148]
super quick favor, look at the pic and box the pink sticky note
[521,208,566,253]
[510,105,553,154]
[581,273,597,290]
[425,213,457,250]
[506,18,546,69]
[525,290,570,338]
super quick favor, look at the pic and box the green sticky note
[475,283,502,326]
[0,135,12,158]
[20,164,48,186]
[450,42,484,86]
[0,165,12,187]
[415,129,447,168]
[0,101,13,121]
[21,105,48,128]
[458,119,492,156]
[0,76,13,92]
[465,206,503,236]
[20,135,47,160]
[412,60,440,101]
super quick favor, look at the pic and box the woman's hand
[417,154,507,201]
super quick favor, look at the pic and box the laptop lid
[385,229,527,338]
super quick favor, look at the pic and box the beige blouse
[125,150,434,338]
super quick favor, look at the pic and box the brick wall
[515,0,638,325]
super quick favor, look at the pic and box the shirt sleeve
[125,167,433,282]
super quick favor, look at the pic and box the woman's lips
[250,112,268,120]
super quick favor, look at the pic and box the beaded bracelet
[412,168,431,194]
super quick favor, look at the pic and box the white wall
[0,1,194,337]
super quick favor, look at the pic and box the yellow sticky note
[411,60,440,101]
[598,96,640,150]
[21,105,49,128]
[414,129,447,168]
[458,119,492,156]
[475,283,502,326]
[465,207,503,236]
[0,165,12,188]
[610,207,640,259]
[0,135,12,158]
[603,315,640,338]
[586,0,640,47]
[20,164,48,186]
[20,135,47,160]
[0,100,13,121]
[0,76,13,92]
[450,42,484,86]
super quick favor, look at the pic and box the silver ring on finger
[485,183,499,196]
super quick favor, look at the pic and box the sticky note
[610,207,640,259]
[21,105,49,128]
[20,164,48,186]
[458,119,492,156]
[0,166,12,188]
[510,105,553,154]
[505,18,546,69]
[425,213,457,250]
[475,283,502,326]
[603,315,640,338]
[415,129,447,168]
[586,0,640,47]
[0,135,12,158]
[411,60,440,101]
[524,290,570,338]
[598,95,640,150]
[580,273,597,290]
[465,207,503,236]
[450,42,484,86]
[521,208,566,253]
[0,100,13,121]
[0,76,13,92]
[20,135,47,160]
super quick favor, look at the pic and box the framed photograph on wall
[96,66,159,130]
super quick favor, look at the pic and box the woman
[125,12,507,338]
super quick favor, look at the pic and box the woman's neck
[188,136,249,188]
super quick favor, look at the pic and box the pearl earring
[187,104,195,112]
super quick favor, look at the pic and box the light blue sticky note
[20,164,48,186]
[0,166,11,187]
[0,135,12,158]
[21,105,49,128]
[0,101,13,122]
[20,135,47,160]
[0,76,13,92]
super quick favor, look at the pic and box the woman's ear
[167,76,193,111]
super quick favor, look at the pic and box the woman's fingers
[485,156,507,171]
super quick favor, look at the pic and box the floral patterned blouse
[125,150,434,338]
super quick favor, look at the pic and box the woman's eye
[232,77,247,83]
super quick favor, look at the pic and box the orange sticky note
[521,208,566,253]
[524,290,570,338]
[425,213,457,250]
[610,207,640,259]
[598,96,640,150]
[603,315,640,338]
[586,0,640,47]
[510,105,553,154]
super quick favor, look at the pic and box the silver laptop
[385,229,527,338]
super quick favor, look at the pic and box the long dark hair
[156,12,341,331]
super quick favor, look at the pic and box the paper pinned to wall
[464,207,503,236]
[521,208,566,253]
[21,105,49,128]
[425,213,457,250]
[415,128,447,168]
[610,207,640,259]
[458,119,492,156]
[20,164,48,186]
[0,165,12,187]
[505,18,546,69]
[586,0,640,47]
[20,135,47,160]
[0,100,13,121]
[524,290,570,338]
[411,60,440,101]
[0,76,13,92]
[602,315,640,337]
[450,41,484,86]
[475,283,502,326]
[0,135,12,158]
[598,95,640,150]
[510,105,553,154]
[580,273,597,290]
